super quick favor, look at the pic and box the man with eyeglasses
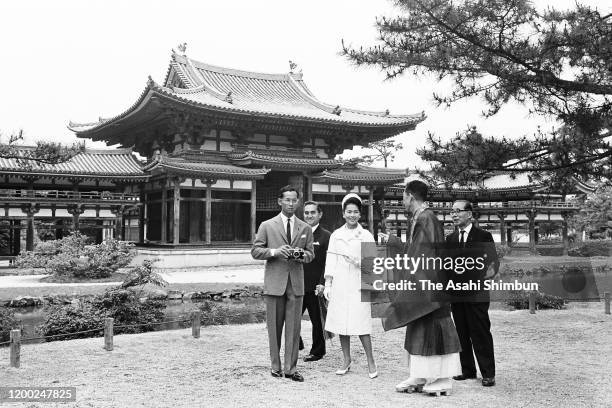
[251,185,314,382]
[446,200,499,387]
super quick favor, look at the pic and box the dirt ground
[1,302,610,408]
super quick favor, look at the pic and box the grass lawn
[1,302,610,408]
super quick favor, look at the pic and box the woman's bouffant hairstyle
[342,197,362,212]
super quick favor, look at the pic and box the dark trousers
[451,301,495,378]
[264,278,303,375]
[300,291,326,357]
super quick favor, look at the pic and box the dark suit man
[299,201,331,362]
[251,185,314,382]
[446,200,500,387]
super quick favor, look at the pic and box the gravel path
[1,303,610,408]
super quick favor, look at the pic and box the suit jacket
[303,225,331,292]
[445,225,500,297]
[251,214,315,296]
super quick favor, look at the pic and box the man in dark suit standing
[446,200,500,387]
[299,201,331,362]
[251,185,314,382]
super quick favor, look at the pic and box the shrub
[568,240,612,257]
[16,233,134,279]
[495,244,510,259]
[199,300,266,326]
[38,303,106,340]
[0,308,20,343]
[536,245,565,256]
[92,288,166,334]
[506,291,566,310]
[37,259,167,340]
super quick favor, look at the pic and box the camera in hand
[289,247,305,260]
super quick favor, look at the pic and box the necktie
[460,230,465,247]
[286,218,292,244]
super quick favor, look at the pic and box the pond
[5,297,266,344]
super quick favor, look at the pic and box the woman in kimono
[323,193,378,378]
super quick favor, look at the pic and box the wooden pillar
[26,213,35,251]
[498,212,507,245]
[527,209,537,254]
[173,180,180,245]
[22,204,39,251]
[561,212,569,255]
[306,175,313,201]
[161,186,167,243]
[205,181,212,244]
[111,205,125,241]
[368,187,374,234]
[251,181,257,242]
[138,186,145,244]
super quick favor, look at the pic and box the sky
[0,0,606,169]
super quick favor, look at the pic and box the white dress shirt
[459,222,473,242]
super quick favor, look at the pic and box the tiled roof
[385,172,596,194]
[313,164,407,185]
[0,147,146,179]
[227,151,341,169]
[145,156,269,180]
[69,52,425,134]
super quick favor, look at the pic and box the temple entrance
[255,171,305,229]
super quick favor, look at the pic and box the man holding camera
[251,185,314,382]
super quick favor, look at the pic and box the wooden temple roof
[227,151,341,170]
[0,147,147,181]
[68,51,425,140]
[144,155,269,180]
[385,172,596,197]
[313,164,407,185]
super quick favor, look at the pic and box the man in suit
[299,201,331,362]
[446,200,500,387]
[251,185,314,382]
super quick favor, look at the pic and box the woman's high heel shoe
[368,370,378,379]
[335,361,352,375]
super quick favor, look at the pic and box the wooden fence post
[104,318,114,351]
[605,292,610,315]
[9,329,20,368]
[529,292,536,314]
[192,311,201,339]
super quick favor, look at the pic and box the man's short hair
[453,200,473,212]
[303,201,322,213]
[278,185,300,198]
[405,180,428,201]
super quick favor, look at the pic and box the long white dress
[324,223,374,336]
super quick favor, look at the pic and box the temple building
[65,51,424,266]
[381,172,593,254]
[0,148,145,258]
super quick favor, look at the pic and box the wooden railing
[0,189,139,202]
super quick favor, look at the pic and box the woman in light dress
[323,193,378,378]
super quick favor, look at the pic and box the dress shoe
[285,372,304,382]
[335,361,352,375]
[270,370,283,378]
[303,354,323,362]
[453,374,477,381]
[423,378,452,396]
[368,370,378,379]
[395,377,426,393]
[482,377,496,387]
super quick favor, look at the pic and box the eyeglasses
[450,209,470,214]
[281,199,298,204]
